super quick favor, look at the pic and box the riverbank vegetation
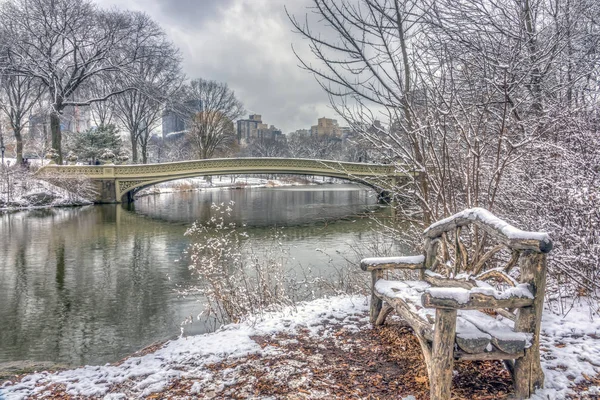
[182,202,374,329]
[289,0,600,304]
[0,164,94,209]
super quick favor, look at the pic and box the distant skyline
[96,0,336,134]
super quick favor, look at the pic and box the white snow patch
[426,284,534,304]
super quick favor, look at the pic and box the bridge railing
[36,158,411,179]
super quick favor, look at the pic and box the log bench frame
[361,208,552,400]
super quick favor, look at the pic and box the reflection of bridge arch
[36,158,410,203]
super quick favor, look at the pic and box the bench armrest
[360,255,425,271]
[421,284,534,310]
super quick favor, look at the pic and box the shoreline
[0,177,355,213]
[1,296,599,399]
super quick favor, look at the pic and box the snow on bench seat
[375,279,495,354]
[374,279,529,355]
[422,284,534,310]
[460,311,531,354]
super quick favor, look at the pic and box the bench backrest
[420,208,551,341]
[421,208,551,290]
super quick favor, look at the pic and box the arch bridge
[36,158,411,204]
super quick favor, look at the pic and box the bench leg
[514,252,546,398]
[514,344,544,399]
[370,270,383,324]
[375,304,394,326]
[430,309,457,400]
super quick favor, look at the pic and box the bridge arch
[122,170,382,203]
[36,158,409,204]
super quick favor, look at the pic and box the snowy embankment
[0,175,92,210]
[0,158,92,210]
[1,296,599,399]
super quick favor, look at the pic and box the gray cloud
[96,0,337,133]
[154,0,235,25]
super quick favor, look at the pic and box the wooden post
[430,308,457,400]
[423,238,439,280]
[514,251,546,398]
[370,270,383,324]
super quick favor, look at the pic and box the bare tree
[0,72,44,164]
[0,0,167,164]
[86,76,117,128]
[290,0,600,299]
[185,79,244,159]
[111,13,184,164]
[287,131,342,160]
[243,136,289,158]
[289,0,434,222]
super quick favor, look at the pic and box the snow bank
[136,175,326,197]
[1,295,599,399]
[0,167,92,210]
[533,298,600,399]
[0,296,369,399]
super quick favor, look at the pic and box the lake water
[0,184,396,367]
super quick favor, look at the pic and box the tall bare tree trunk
[14,128,23,165]
[141,143,148,164]
[130,132,138,164]
[50,109,62,165]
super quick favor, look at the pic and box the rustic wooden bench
[361,208,552,400]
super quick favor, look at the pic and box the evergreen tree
[71,125,123,163]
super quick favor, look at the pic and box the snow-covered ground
[0,168,93,210]
[1,296,599,399]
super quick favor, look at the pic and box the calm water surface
[0,184,393,367]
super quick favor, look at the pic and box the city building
[237,114,283,145]
[310,117,342,137]
[161,100,203,137]
[161,108,185,137]
[27,105,92,138]
[237,114,263,143]
[60,105,92,133]
[292,129,310,136]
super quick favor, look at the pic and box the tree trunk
[141,143,148,164]
[14,128,23,165]
[50,109,62,165]
[130,132,138,164]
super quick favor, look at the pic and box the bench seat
[374,279,531,356]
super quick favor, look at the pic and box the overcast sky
[96,0,334,134]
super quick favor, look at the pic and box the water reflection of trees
[0,186,391,366]
[0,206,181,366]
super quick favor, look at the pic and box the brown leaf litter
[11,311,522,399]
